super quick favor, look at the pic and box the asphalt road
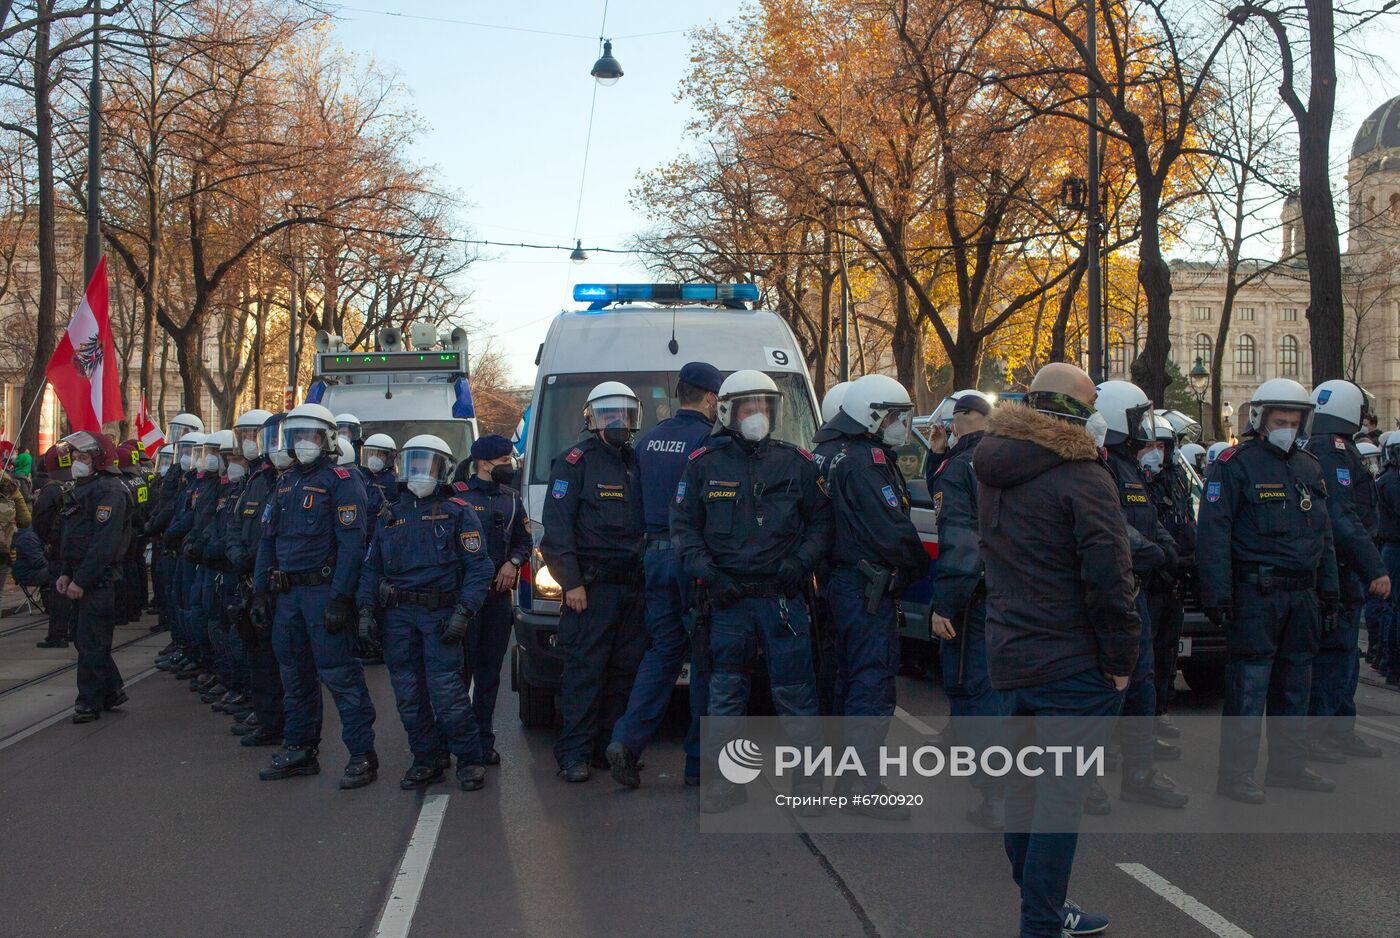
[3,626,1400,938]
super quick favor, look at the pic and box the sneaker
[1062,899,1109,936]
[1154,714,1182,739]
[606,740,641,789]
[36,638,69,649]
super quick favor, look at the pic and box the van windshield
[529,371,817,484]
[361,419,476,464]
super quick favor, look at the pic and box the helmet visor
[1253,402,1314,438]
[279,422,332,454]
[586,395,641,431]
[722,391,783,433]
[60,430,103,456]
[168,423,192,445]
[260,422,281,457]
[361,445,394,468]
[337,420,361,441]
[396,448,451,486]
[155,450,174,474]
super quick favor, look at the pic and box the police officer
[823,373,927,819]
[354,433,398,663]
[1180,442,1207,476]
[1377,431,1400,683]
[1198,378,1340,803]
[151,422,205,672]
[453,434,531,767]
[1142,415,1196,740]
[33,445,75,649]
[810,380,853,476]
[1304,380,1389,761]
[183,432,234,701]
[224,412,287,745]
[927,389,1009,829]
[606,362,720,789]
[146,443,176,634]
[205,425,261,719]
[541,382,647,782]
[808,378,853,716]
[672,370,832,814]
[161,431,213,682]
[336,413,363,463]
[1095,380,1188,809]
[56,432,132,723]
[114,441,151,623]
[358,435,495,791]
[252,403,377,788]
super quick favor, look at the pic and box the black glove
[163,529,181,550]
[1320,591,1342,630]
[1205,605,1231,627]
[182,539,203,564]
[324,595,354,635]
[1161,543,1180,576]
[708,573,742,610]
[777,558,807,596]
[225,547,248,574]
[358,607,377,643]
[439,604,475,644]
[1176,552,1196,573]
[249,592,275,631]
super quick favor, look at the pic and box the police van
[303,324,479,460]
[511,283,821,725]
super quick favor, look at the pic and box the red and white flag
[44,256,122,432]
[136,393,164,451]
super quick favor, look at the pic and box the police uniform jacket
[357,487,494,612]
[540,436,644,591]
[224,462,276,575]
[58,470,131,590]
[454,475,530,569]
[1196,436,1340,610]
[1305,431,1386,598]
[635,408,713,535]
[253,457,368,599]
[205,474,249,571]
[671,432,832,583]
[1378,466,1400,544]
[929,430,983,619]
[1104,446,1175,576]
[824,422,926,589]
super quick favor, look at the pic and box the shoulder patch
[337,504,358,525]
[1206,481,1221,502]
[565,447,584,465]
[870,447,886,465]
[95,504,112,523]
[449,496,469,507]
[795,447,813,461]
[674,480,687,503]
[688,446,708,462]
[460,530,482,553]
[1337,467,1351,486]
[552,478,569,499]
[880,484,899,508]
[1334,437,1347,452]
[451,480,469,492]
[1216,446,1236,463]
[333,466,351,479]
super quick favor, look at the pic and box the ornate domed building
[1115,96,1400,435]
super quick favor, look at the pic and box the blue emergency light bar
[572,282,759,310]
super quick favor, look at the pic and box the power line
[333,5,685,41]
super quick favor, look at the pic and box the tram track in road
[0,630,154,701]
[0,613,48,639]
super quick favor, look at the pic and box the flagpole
[11,384,47,448]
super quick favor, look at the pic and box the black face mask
[489,463,515,485]
[601,427,632,448]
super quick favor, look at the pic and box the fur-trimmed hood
[975,403,1100,489]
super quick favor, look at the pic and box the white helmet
[717,370,782,441]
[842,374,914,446]
[1382,431,1400,467]
[199,430,231,474]
[1094,380,1153,447]
[335,413,362,441]
[234,409,273,460]
[1247,378,1313,435]
[209,429,236,454]
[1141,413,1176,445]
[1155,408,1202,443]
[821,381,853,424]
[583,381,641,434]
[336,436,355,466]
[361,433,396,472]
[1358,439,1381,468]
[398,434,454,495]
[280,402,337,463]
[168,412,204,444]
[1206,441,1231,465]
[176,431,205,469]
[155,443,175,476]
[1311,379,1372,436]
[1179,442,1206,472]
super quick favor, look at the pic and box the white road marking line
[1116,863,1255,938]
[893,707,940,737]
[373,793,451,938]
[0,666,159,753]
[1352,715,1400,745]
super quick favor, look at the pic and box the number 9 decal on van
[764,347,794,369]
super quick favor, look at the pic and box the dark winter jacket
[974,404,1141,689]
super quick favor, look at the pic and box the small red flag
[136,393,164,451]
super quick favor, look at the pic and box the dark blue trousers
[828,568,898,793]
[386,605,482,763]
[940,597,1011,793]
[463,590,513,752]
[1117,591,1156,774]
[612,546,707,774]
[554,580,647,768]
[1309,577,1361,742]
[272,583,376,755]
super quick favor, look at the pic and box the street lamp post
[1189,355,1210,424]
[1222,401,1235,443]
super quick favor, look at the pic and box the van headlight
[532,548,562,600]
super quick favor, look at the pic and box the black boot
[606,741,641,789]
[1264,766,1336,792]
[559,761,590,783]
[1154,714,1182,739]
[240,727,282,747]
[965,793,1006,831]
[103,690,129,711]
[340,752,379,790]
[1153,738,1182,761]
[36,638,69,649]
[457,763,486,791]
[400,760,445,790]
[1121,768,1189,808]
[72,706,100,724]
[259,746,320,781]
[1216,773,1266,804]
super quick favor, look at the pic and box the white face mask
[71,459,92,479]
[270,451,293,470]
[226,462,246,481]
[203,454,222,473]
[1138,449,1164,476]
[406,477,437,498]
[179,454,192,472]
[366,456,386,473]
[738,413,770,442]
[1267,427,1298,452]
[241,439,258,460]
[294,440,322,465]
[882,418,910,447]
[1085,412,1109,448]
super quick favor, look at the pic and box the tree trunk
[173,326,202,420]
[1049,253,1088,364]
[1210,270,1241,440]
[1299,0,1343,383]
[19,10,53,455]
[1129,178,1174,404]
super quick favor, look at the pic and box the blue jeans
[828,568,899,793]
[385,605,482,763]
[1309,578,1361,741]
[611,546,707,774]
[463,590,513,752]
[940,597,1012,793]
[1383,545,1400,675]
[272,583,376,755]
[1117,591,1156,774]
[1218,584,1317,782]
[1002,668,1122,938]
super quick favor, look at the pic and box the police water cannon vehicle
[303,323,479,461]
[511,282,821,726]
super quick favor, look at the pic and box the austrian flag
[45,257,122,432]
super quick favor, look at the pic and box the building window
[1235,334,1257,377]
[1278,335,1299,377]
[1109,337,1130,375]
[1194,306,1211,321]
[1237,306,1255,322]
[1282,307,1298,322]
[1193,333,1212,366]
